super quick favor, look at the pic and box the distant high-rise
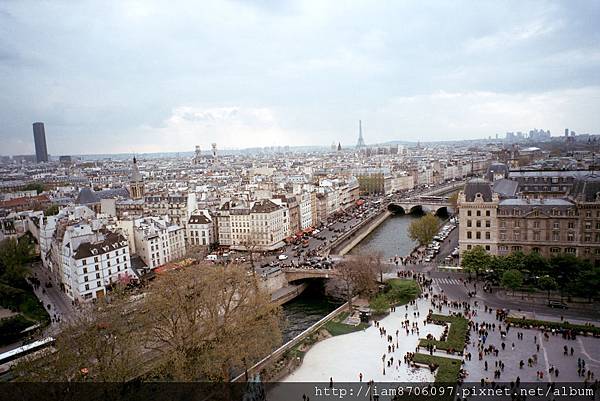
[356,120,366,148]
[32,122,48,163]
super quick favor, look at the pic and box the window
[485,245,490,251]
[97,281,101,287]
[533,221,540,228]
[476,232,481,239]
[476,220,481,228]
[514,231,520,240]
[514,220,521,228]
[85,284,89,291]
[84,276,88,282]
[476,211,481,217]
[553,232,560,241]
[486,210,490,216]
[82,260,87,265]
[551,247,561,253]
[467,220,472,227]
[533,231,540,241]
[467,211,472,217]
[568,233,574,241]
[485,232,490,240]
[566,248,576,254]
[568,222,574,229]
[553,222,560,229]
[83,267,87,274]
[500,232,506,240]
[467,245,472,250]
[96,273,100,279]
[485,220,491,228]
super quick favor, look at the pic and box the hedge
[506,317,600,336]
[419,314,469,353]
[412,353,462,383]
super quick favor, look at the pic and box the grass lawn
[382,279,421,305]
[412,353,462,383]
[323,311,369,336]
[419,314,469,352]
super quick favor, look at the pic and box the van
[205,254,218,261]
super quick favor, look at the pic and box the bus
[0,337,56,367]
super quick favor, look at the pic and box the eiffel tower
[356,120,366,148]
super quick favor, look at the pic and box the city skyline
[1,1,600,155]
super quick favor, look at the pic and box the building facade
[133,216,186,269]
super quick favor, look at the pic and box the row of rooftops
[463,173,600,204]
[72,232,128,260]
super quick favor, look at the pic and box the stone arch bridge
[387,196,454,216]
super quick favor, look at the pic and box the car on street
[547,300,568,309]
[278,254,288,260]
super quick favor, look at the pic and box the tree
[537,275,558,300]
[330,255,377,311]
[408,213,439,246]
[0,237,35,288]
[44,204,60,216]
[448,191,459,210]
[501,269,523,295]
[141,264,281,381]
[23,182,45,194]
[460,245,491,277]
[371,251,389,283]
[15,263,282,383]
[14,290,140,381]
[369,294,390,315]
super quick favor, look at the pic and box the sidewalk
[30,262,79,333]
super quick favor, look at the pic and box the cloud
[124,106,297,153]
[0,0,599,154]
[368,87,600,142]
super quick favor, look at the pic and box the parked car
[547,300,568,309]
[278,254,288,260]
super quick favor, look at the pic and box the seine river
[281,213,419,340]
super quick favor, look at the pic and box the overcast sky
[1,0,599,155]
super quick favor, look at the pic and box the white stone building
[133,216,186,269]
[187,209,215,248]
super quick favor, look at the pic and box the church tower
[129,156,145,200]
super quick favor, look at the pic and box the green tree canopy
[408,213,439,246]
[537,275,558,300]
[501,269,523,295]
[460,245,491,276]
[369,294,390,315]
[0,237,35,288]
[44,204,59,216]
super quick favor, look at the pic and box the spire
[356,120,366,148]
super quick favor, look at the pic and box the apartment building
[216,198,289,251]
[458,174,600,265]
[133,216,186,269]
[187,209,215,248]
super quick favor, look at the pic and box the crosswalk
[432,277,463,286]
